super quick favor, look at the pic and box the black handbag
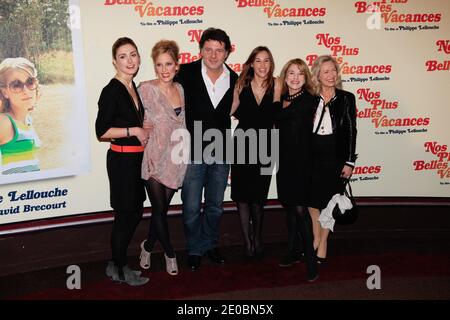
[332,178,358,225]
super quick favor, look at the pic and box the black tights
[111,206,143,268]
[286,206,317,276]
[237,201,264,256]
[144,179,176,258]
[285,207,302,254]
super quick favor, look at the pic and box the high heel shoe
[139,240,151,269]
[306,271,319,282]
[279,251,302,267]
[316,256,326,264]
[165,254,178,276]
[315,249,326,264]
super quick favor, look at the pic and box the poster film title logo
[306,33,391,82]
[355,0,441,25]
[414,142,450,179]
[178,30,244,73]
[235,0,326,24]
[355,0,442,31]
[103,0,204,18]
[425,40,450,72]
[350,164,382,183]
[355,88,429,132]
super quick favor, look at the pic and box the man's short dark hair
[199,28,232,54]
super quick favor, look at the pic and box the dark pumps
[206,248,226,264]
[188,255,201,271]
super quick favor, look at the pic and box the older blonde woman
[308,55,357,264]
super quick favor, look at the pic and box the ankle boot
[112,265,149,286]
[165,254,178,276]
[106,261,141,278]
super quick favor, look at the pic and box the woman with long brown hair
[230,46,276,260]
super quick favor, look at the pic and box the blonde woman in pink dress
[137,40,189,275]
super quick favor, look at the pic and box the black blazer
[95,78,146,211]
[96,78,144,146]
[319,88,357,165]
[176,59,238,162]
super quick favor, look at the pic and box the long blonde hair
[311,55,342,95]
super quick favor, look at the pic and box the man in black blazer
[176,28,238,271]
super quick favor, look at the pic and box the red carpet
[5,251,450,300]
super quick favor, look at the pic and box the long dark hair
[236,46,274,91]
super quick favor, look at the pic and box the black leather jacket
[316,88,358,165]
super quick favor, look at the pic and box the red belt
[110,144,144,153]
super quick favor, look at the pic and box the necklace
[284,90,303,102]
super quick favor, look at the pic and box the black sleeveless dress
[230,86,275,203]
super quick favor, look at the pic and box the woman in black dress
[308,55,357,264]
[95,37,149,286]
[274,58,318,281]
[230,46,276,259]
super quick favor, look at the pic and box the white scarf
[318,193,353,232]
